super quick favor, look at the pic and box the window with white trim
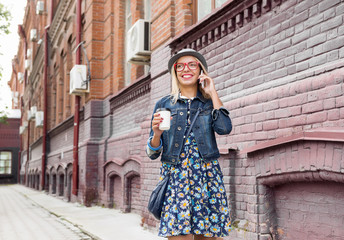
[196,0,227,21]
[0,151,12,174]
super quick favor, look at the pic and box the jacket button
[175,143,179,147]
[180,112,184,116]
[177,126,182,131]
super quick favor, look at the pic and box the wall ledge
[242,128,344,154]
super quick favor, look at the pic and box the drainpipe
[26,101,31,186]
[50,0,54,25]
[12,61,20,183]
[19,103,23,183]
[18,25,28,185]
[41,26,49,190]
[72,0,82,196]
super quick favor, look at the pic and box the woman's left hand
[199,73,217,97]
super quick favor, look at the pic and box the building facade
[0,114,21,184]
[9,0,344,239]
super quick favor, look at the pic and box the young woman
[147,49,232,240]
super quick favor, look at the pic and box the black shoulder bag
[148,107,202,220]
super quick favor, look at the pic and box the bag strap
[185,107,201,140]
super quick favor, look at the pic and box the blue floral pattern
[158,98,231,237]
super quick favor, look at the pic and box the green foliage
[0,3,11,122]
[0,3,11,35]
[0,109,8,124]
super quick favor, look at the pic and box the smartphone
[199,70,204,88]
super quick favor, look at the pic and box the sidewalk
[11,184,164,240]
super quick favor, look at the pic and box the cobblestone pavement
[0,185,92,240]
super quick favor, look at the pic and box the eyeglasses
[174,61,199,72]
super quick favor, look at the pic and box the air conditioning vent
[25,59,31,70]
[19,126,25,135]
[35,111,44,128]
[126,19,151,64]
[69,65,89,95]
[30,29,38,42]
[36,1,44,15]
[27,48,32,57]
[11,91,19,99]
[12,91,19,106]
[18,72,24,83]
[30,106,37,119]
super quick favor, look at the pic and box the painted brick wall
[274,182,344,240]
[179,0,344,152]
[19,0,344,238]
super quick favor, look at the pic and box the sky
[0,0,26,113]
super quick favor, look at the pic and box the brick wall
[274,182,344,240]
[17,0,344,238]
[0,118,20,184]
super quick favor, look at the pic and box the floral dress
[158,98,231,238]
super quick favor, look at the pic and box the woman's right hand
[151,112,164,137]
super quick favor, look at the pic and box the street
[0,185,162,240]
[0,185,92,240]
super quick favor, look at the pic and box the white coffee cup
[156,108,171,131]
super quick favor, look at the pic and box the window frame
[0,151,12,175]
[192,0,227,23]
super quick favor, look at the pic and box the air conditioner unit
[35,111,44,127]
[126,19,151,64]
[19,126,25,135]
[11,91,19,99]
[27,48,32,57]
[30,106,37,119]
[69,65,89,95]
[36,1,44,15]
[30,29,38,42]
[25,59,31,70]
[18,72,24,83]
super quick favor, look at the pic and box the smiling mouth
[182,74,193,79]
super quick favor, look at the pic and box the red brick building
[9,0,344,239]
[0,113,21,184]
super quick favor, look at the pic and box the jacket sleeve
[211,106,232,135]
[146,100,163,160]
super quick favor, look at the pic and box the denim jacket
[146,91,232,165]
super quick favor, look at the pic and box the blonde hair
[170,58,210,104]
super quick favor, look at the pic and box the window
[196,0,227,21]
[0,151,12,174]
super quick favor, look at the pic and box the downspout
[41,25,49,190]
[50,0,54,25]
[72,0,82,196]
[18,25,28,185]
[12,61,20,183]
[26,101,31,186]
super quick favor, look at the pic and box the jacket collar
[177,90,207,103]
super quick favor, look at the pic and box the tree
[0,3,11,124]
